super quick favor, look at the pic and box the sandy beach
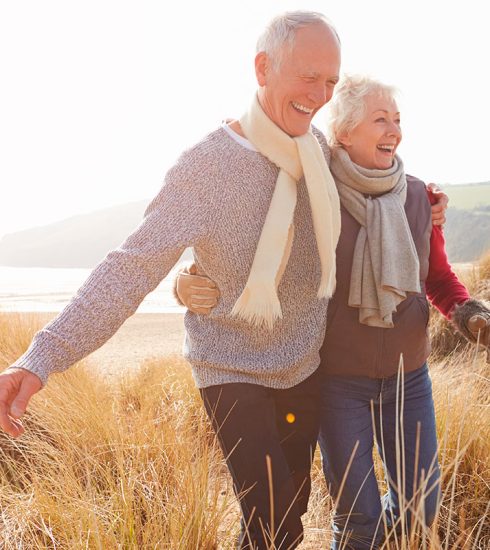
[89,312,186,372]
[11,312,186,375]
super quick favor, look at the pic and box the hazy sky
[1,0,489,238]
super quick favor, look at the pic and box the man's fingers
[0,414,24,438]
[428,183,449,206]
[0,370,41,437]
[0,401,20,437]
[10,374,42,419]
[427,182,441,194]
[430,205,446,226]
[428,183,449,226]
[0,380,25,438]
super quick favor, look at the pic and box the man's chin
[286,123,312,137]
[272,114,311,137]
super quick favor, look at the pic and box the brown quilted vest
[319,175,433,378]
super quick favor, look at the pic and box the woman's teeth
[377,145,395,153]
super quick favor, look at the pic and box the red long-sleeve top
[426,190,470,318]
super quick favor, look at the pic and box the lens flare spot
[286,413,296,424]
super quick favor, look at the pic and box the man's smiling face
[256,22,341,137]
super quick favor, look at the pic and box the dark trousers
[200,368,322,550]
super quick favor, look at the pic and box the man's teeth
[292,102,314,114]
[377,145,395,152]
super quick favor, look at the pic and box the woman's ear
[337,131,352,148]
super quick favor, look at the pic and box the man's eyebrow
[301,72,340,81]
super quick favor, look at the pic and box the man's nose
[307,83,330,106]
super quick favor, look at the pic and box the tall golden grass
[0,280,489,549]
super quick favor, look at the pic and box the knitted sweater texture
[12,127,331,389]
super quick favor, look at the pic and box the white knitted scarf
[330,148,421,328]
[230,95,341,329]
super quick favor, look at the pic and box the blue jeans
[318,364,441,550]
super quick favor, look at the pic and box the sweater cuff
[9,351,52,387]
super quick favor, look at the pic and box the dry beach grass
[0,255,488,548]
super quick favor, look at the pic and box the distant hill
[0,200,192,268]
[443,207,490,262]
[442,181,490,210]
[0,201,150,268]
[0,182,488,267]
[441,181,490,262]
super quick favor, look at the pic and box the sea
[0,262,475,314]
[0,265,185,314]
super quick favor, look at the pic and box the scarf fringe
[230,284,282,331]
[318,265,337,299]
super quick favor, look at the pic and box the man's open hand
[0,368,42,437]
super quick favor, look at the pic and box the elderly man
[0,11,342,549]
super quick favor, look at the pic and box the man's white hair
[326,74,399,148]
[256,11,338,72]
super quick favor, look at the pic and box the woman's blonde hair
[326,74,399,147]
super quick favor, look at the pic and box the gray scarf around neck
[330,148,421,328]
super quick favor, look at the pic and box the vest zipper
[375,328,385,377]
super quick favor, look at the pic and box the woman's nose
[387,121,402,138]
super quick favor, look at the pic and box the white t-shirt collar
[221,121,257,152]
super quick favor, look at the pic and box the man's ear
[255,51,269,87]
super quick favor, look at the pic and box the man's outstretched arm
[0,155,218,437]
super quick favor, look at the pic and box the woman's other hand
[453,299,490,359]
[173,263,220,315]
[467,314,490,348]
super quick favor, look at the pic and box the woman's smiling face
[339,93,402,170]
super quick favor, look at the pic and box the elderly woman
[174,75,490,549]
[311,75,489,549]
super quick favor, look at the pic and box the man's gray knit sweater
[12,127,331,389]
